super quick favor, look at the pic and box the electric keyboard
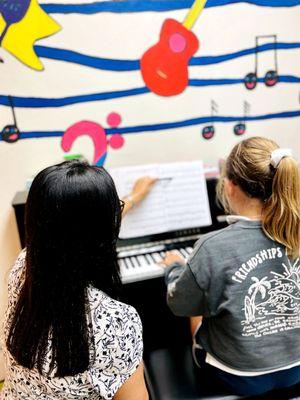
[117,229,202,284]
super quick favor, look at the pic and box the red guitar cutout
[140,0,206,97]
[141,19,199,97]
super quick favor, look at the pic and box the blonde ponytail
[263,156,300,259]
[221,137,300,259]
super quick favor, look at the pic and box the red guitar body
[140,19,199,96]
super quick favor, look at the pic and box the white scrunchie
[270,148,293,168]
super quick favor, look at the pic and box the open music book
[109,161,212,239]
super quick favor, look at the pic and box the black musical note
[233,101,250,136]
[202,100,218,140]
[1,96,20,143]
[244,35,278,90]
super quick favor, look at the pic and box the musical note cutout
[140,0,207,97]
[233,101,250,136]
[202,100,218,140]
[244,35,278,90]
[0,0,31,45]
[0,0,61,70]
[1,96,20,143]
[107,112,125,150]
[61,113,125,166]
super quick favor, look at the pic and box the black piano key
[131,257,140,268]
[179,248,189,258]
[124,258,132,269]
[146,254,155,264]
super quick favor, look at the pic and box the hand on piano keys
[118,245,193,284]
[161,250,185,267]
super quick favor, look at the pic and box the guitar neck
[183,0,207,30]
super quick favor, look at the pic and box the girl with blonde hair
[163,137,300,396]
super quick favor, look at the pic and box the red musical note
[140,19,199,96]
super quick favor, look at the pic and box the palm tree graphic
[244,277,271,323]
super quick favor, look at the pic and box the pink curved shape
[109,134,124,149]
[62,121,107,164]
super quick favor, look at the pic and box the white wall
[1,0,300,378]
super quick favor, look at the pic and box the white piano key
[124,257,133,269]
[137,255,149,267]
[119,259,127,275]
[186,247,193,254]
[121,262,165,284]
[152,252,162,263]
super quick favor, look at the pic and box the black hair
[6,161,122,377]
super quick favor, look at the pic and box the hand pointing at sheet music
[122,176,157,216]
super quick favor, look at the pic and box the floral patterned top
[1,251,143,399]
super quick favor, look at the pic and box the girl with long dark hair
[1,161,154,399]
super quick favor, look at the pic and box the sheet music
[109,161,212,239]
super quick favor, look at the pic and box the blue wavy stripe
[2,109,299,141]
[190,42,300,66]
[1,76,299,108]
[35,42,300,72]
[35,46,139,71]
[41,0,300,14]
[0,88,150,108]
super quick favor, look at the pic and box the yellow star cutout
[0,0,61,71]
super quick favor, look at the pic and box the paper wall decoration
[1,0,300,157]
[0,0,61,70]
[61,113,125,166]
[1,96,20,143]
[233,101,250,136]
[202,100,218,140]
[140,0,206,96]
[244,35,278,90]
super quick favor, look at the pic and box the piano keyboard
[118,245,194,284]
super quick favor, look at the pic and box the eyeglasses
[119,199,125,212]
